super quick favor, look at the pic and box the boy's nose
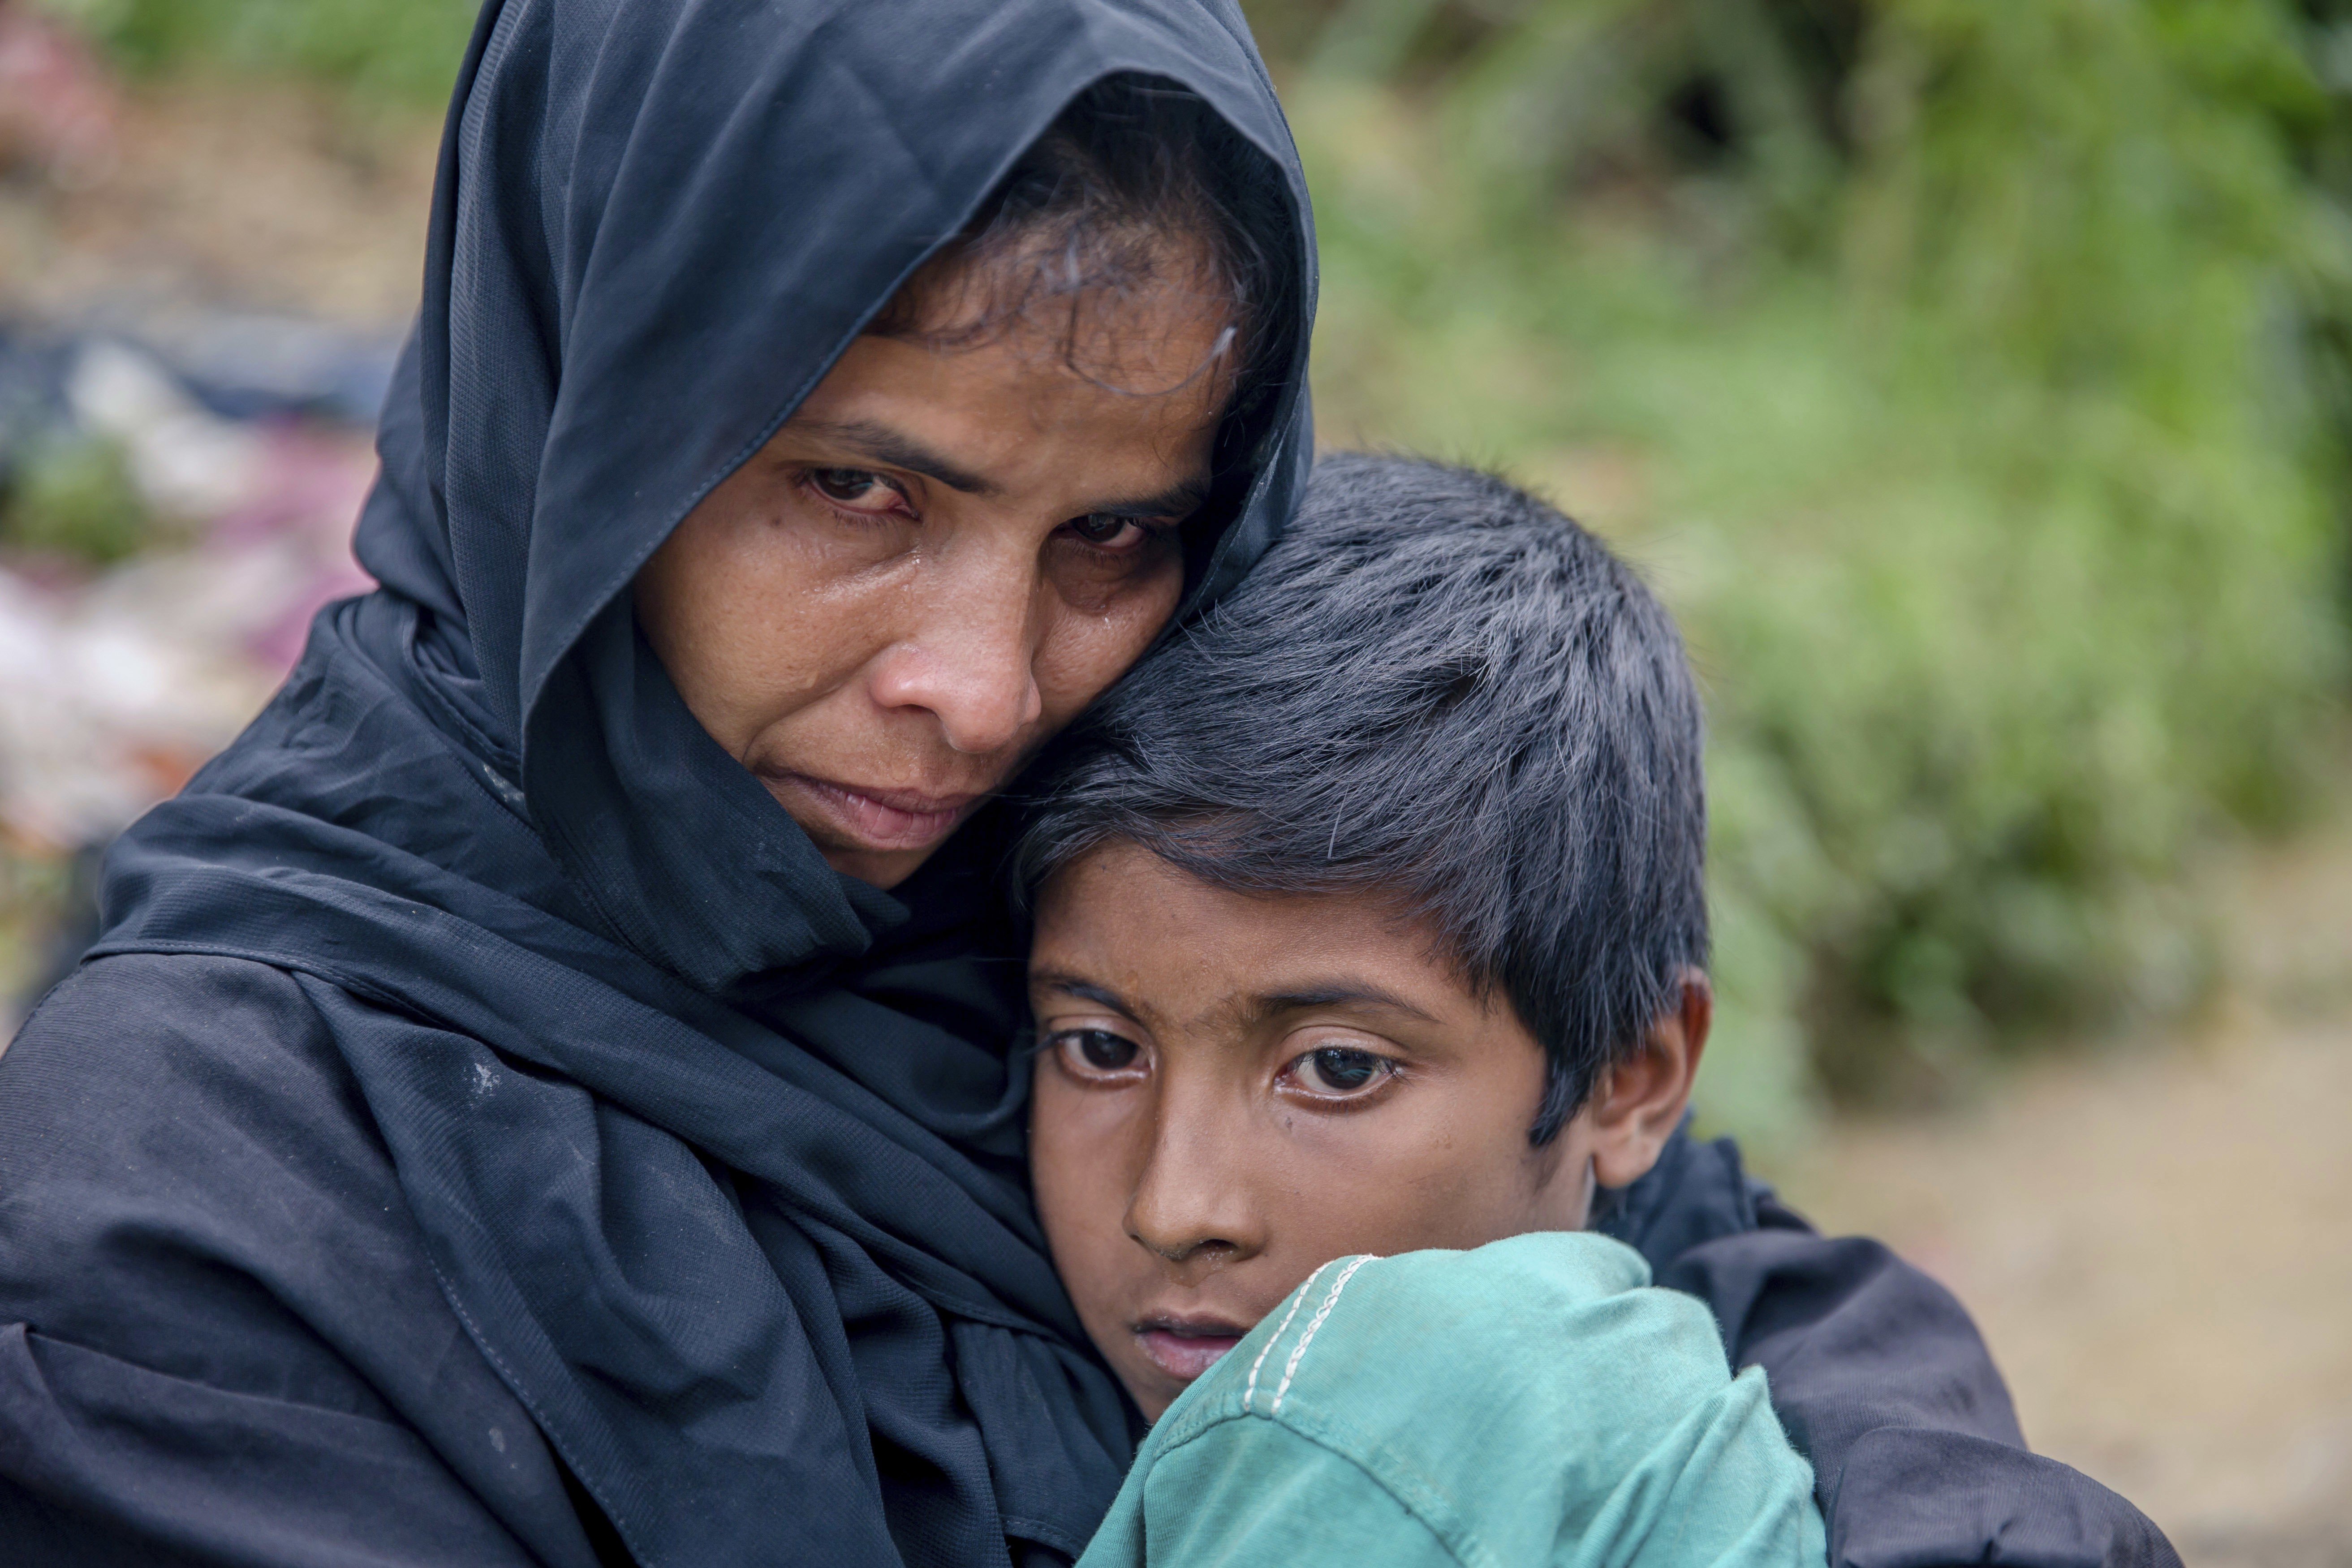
[1123,1091,1266,1281]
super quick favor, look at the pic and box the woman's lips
[1134,1318,1248,1383]
[772,774,981,852]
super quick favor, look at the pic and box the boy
[1017,454,1822,1566]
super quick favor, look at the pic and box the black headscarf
[86,1,1313,1564]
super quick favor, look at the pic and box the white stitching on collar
[1243,1257,1339,1416]
[1272,1254,1380,1415]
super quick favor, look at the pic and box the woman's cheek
[1034,552,1184,717]
[735,484,919,587]
[641,497,902,758]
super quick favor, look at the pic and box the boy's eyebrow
[1252,983,1441,1025]
[1031,973,1140,1020]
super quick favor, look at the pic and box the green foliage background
[46,0,479,102]
[47,0,2352,1142]
[1265,0,2352,1141]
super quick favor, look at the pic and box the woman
[0,2,2172,1566]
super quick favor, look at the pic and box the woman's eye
[1290,1047,1395,1098]
[807,468,902,511]
[1056,1029,1142,1075]
[1064,513,1152,550]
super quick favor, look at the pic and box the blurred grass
[30,0,2352,1146]
[39,0,477,103]
[0,848,71,1030]
[1,434,147,563]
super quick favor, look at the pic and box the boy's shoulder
[1132,1233,1817,1568]
[1158,1232,1716,1451]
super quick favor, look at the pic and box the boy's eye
[1289,1046,1395,1099]
[1055,1028,1143,1076]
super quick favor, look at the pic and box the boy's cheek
[1032,1149,1164,1403]
[1268,1123,1551,1259]
[1029,1086,1137,1287]
[1030,1074,1134,1203]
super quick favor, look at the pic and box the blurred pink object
[0,340,383,850]
[210,424,379,671]
[65,338,379,672]
[0,0,117,186]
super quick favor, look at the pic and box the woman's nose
[1124,1093,1266,1280]
[868,543,1046,755]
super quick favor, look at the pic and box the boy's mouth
[1133,1315,1249,1383]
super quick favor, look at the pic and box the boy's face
[1027,841,1702,1419]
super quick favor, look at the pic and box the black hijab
[88,1,1314,1564]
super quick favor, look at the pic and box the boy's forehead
[1029,840,1491,1034]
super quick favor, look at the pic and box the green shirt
[1077,1232,1827,1568]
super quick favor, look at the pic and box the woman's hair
[870,73,1299,450]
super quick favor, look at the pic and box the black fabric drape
[0,1,1312,1564]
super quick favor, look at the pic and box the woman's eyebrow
[1032,972,1140,1020]
[785,418,1207,517]
[788,417,997,495]
[1094,475,1211,519]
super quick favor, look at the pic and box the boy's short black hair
[1016,452,1708,1144]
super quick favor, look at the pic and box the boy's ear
[1585,970,1710,1191]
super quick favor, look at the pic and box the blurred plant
[1,431,146,563]
[35,0,474,103]
[1267,0,2352,1139]
[0,843,73,1024]
[34,0,2352,1137]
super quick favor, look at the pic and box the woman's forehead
[778,328,1225,506]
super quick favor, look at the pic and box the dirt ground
[8,76,2349,1568]
[0,78,436,326]
[1773,815,2352,1568]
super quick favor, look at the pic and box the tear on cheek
[1057,552,1180,619]
[1037,599,1179,709]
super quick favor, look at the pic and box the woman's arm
[1606,1124,2182,1568]
[0,954,603,1568]
[0,1327,560,1567]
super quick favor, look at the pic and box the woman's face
[636,272,1231,888]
